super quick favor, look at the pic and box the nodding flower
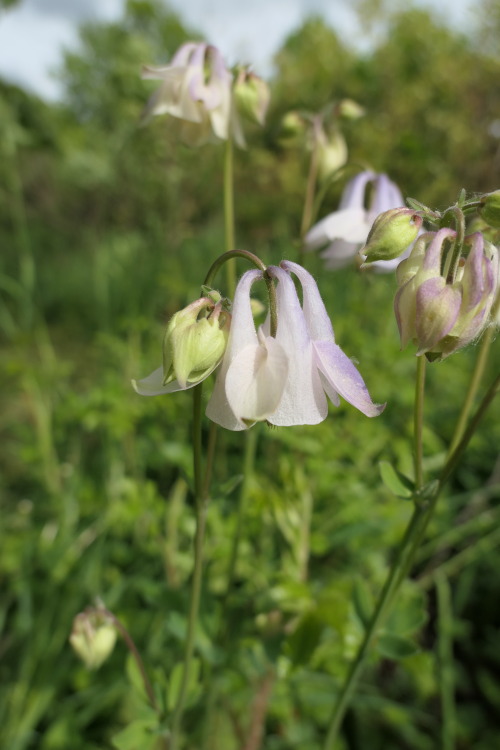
[305,171,407,272]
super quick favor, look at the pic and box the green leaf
[286,611,324,667]
[112,719,158,750]
[377,633,419,660]
[352,577,374,629]
[167,658,201,711]
[379,461,414,499]
[386,583,428,636]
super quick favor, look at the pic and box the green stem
[170,384,209,749]
[298,137,320,265]
[224,138,236,296]
[436,573,456,750]
[448,324,494,456]
[414,356,427,491]
[323,505,426,749]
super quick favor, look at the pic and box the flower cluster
[134,262,384,429]
[395,229,498,360]
[305,170,407,271]
[142,42,269,147]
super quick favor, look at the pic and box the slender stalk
[298,137,320,265]
[448,326,494,456]
[170,384,209,749]
[414,356,427,491]
[436,573,456,750]
[323,505,426,749]
[224,138,236,296]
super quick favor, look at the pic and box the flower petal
[415,277,462,354]
[224,334,288,426]
[281,260,335,342]
[266,266,327,425]
[313,341,385,417]
[305,208,371,249]
[132,367,198,396]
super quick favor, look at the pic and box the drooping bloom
[395,229,499,360]
[206,262,384,430]
[304,171,406,271]
[142,42,233,146]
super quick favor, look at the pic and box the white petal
[132,366,197,396]
[206,269,262,429]
[281,261,335,343]
[225,336,288,426]
[313,341,385,417]
[305,208,371,250]
[266,267,327,426]
[338,170,376,210]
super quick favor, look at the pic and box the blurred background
[1,0,500,748]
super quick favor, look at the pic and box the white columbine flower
[206,262,384,430]
[305,171,406,271]
[142,42,233,146]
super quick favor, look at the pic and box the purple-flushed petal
[338,171,376,210]
[280,261,335,342]
[369,174,404,219]
[132,367,198,396]
[415,277,462,354]
[170,41,200,67]
[461,233,486,310]
[313,341,385,417]
[422,228,456,273]
[266,266,327,425]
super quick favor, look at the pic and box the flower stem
[448,324,494,456]
[224,138,236,296]
[436,572,456,750]
[414,356,427,491]
[170,384,209,749]
[298,137,320,264]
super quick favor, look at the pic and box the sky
[0,0,475,101]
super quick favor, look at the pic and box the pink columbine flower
[206,262,384,430]
[142,42,233,146]
[305,171,406,271]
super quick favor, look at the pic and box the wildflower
[395,229,499,360]
[206,262,384,429]
[305,171,406,271]
[70,610,117,670]
[142,42,233,146]
[133,296,230,395]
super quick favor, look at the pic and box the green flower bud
[233,67,270,126]
[317,129,348,181]
[362,208,423,264]
[278,111,306,146]
[70,610,117,670]
[479,190,500,229]
[163,298,230,389]
[338,98,365,120]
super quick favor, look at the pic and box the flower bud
[479,190,500,229]
[278,111,306,146]
[394,229,499,360]
[70,610,117,670]
[163,298,231,389]
[233,67,270,126]
[317,129,348,181]
[362,208,423,264]
[338,98,365,120]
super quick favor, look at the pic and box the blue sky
[0,0,475,100]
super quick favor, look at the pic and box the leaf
[286,611,324,667]
[379,461,414,499]
[386,582,428,636]
[352,577,374,629]
[126,652,147,701]
[112,719,158,750]
[377,633,419,660]
[167,658,201,711]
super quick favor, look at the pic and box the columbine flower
[395,229,499,360]
[206,262,384,430]
[70,610,117,670]
[142,42,233,146]
[304,171,406,271]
